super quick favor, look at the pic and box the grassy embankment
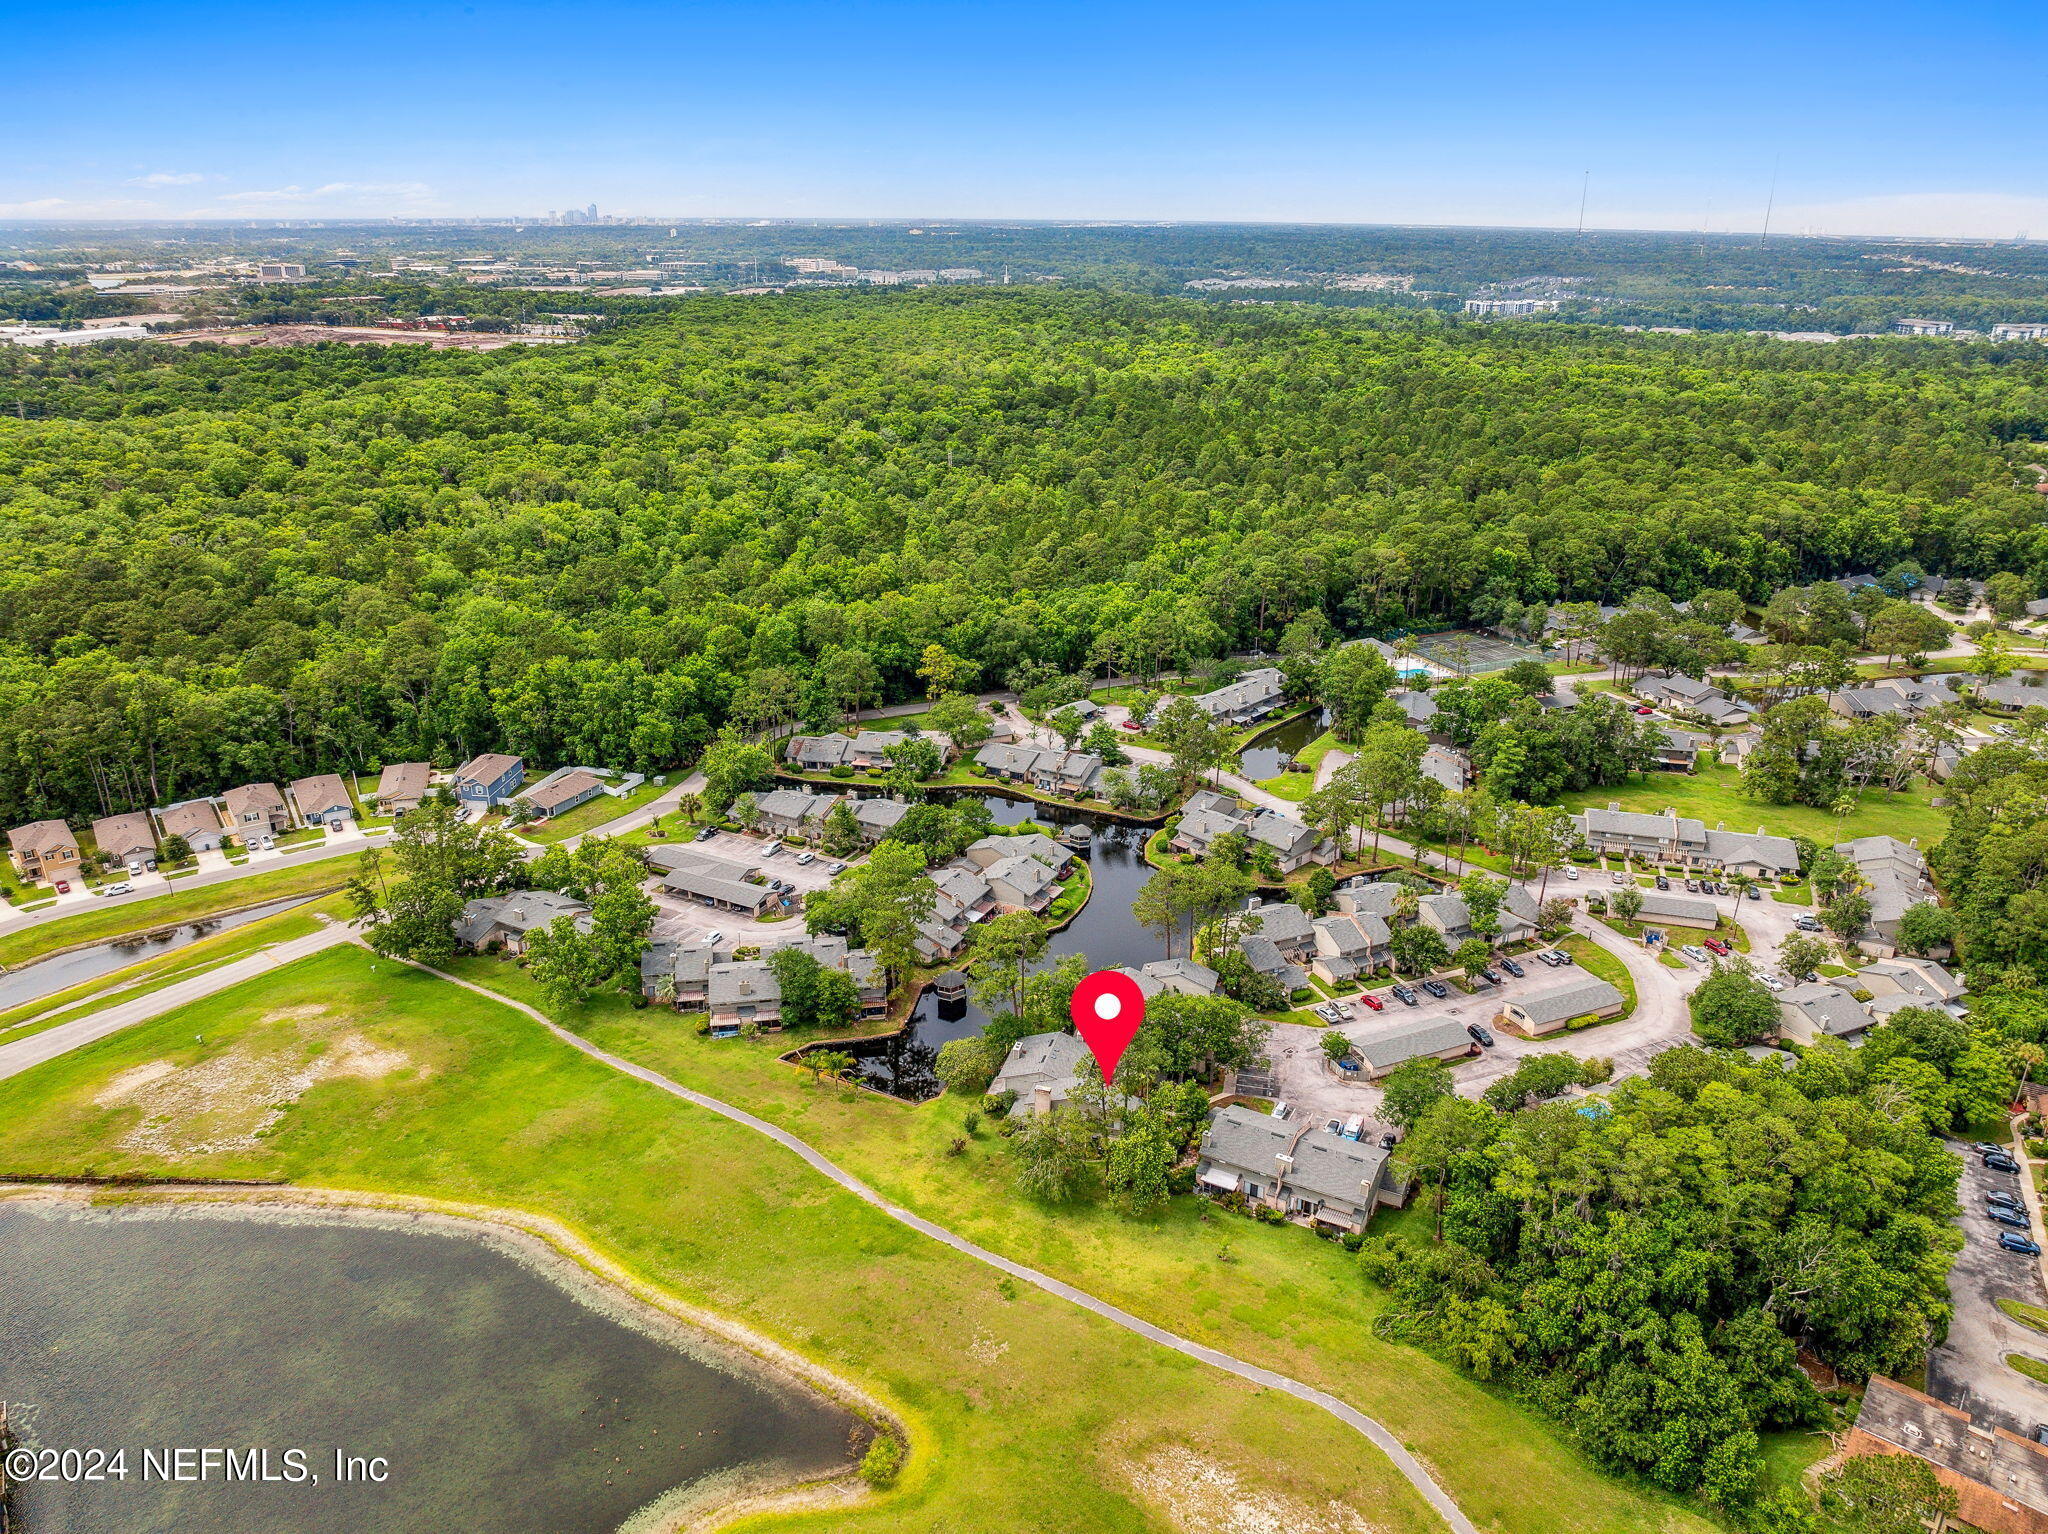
[0,946,1455,1534]
[519,777,673,844]
[0,900,335,1044]
[0,945,1740,1534]
[1556,763,1948,848]
[0,858,359,968]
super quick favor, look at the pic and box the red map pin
[1070,969,1147,1085]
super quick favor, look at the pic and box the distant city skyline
[7,0,2045,241]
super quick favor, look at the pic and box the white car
[1759,975,1786,991]
[103,881,133,896]
[795,851,815,866]
[1564,867,1579,881]
[828,861,847,874]
[1680,945,1711,963]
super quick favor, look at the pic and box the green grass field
[1556,763,1948,849]
[0,947,1723,1534]
[521,777,672,843]
[0,859,359,968]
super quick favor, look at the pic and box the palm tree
[677,791,703,824]
[1726,871,1755,922]
[804,1048,856,1086]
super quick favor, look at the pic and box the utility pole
[1576,171,1590,238]
[1758,156,1781,248]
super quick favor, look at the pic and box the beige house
[221,782,291,840]
[1498,975,1625,1037]
[8,819,79,882]
[91,811,158,869]
[157,799,227,852]
[374,762,434,815]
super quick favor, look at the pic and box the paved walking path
[0,925,352,1082]
[395,951,1479,1534]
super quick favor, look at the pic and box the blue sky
[7,0,2045,237]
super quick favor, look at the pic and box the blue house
[452,752,524,806]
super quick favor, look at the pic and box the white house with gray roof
[455,890,592,954]
[1833,834,1936,955]
[1574,805,1798,878]
[991,1031,1091,1115]
[753,787,840,840]
[1190,667,1287,726]
[1776,982,1875,1045]
[972,743,1103,797]
[1195,1105,1401,1233]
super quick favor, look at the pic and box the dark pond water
[0,1203,854,1534]
[839,792,1165,1100]
[0,898,314,1013]
[1236,710,1326,782]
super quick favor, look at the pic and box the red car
[53,880,70,894]
[1119,720,1142,732]
[1703,937,1730,956]
[1359,993,1384,1011]
[1633,705,1655,715]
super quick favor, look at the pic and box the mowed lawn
[1556,763,1948,848]
[0,946,1458,1534]
[457,961,1723,1534]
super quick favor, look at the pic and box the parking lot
[1925,1138,2048,1436]
[1265,945,1604,1129]
[646,829,857,945]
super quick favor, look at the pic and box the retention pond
[0,1200,857,1533]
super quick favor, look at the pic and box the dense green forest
[2,287,2046,825]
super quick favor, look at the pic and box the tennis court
[1407,630,1543,675]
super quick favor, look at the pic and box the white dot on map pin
[1094,992,1122,1021]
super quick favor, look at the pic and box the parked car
[126,860,150,876]
[1746,886,1762,900]
[694,826,716,841]
[1703,937,1731,956]
[1989,1207,2031,1231]
[1499,958,1525,978]
[827,861,847,874]
[2002,1232,2043,1256]
[1341,1116,1364,1141]
[53,880,69,894]
[1973,1142,2007,1156]
[1988,1190,2025,1211]
[1553,948,1575,965]
[1632,704,1654,715]
[1654,876,1670,891]
[1390,985,1419,1006]
[1794,916,1821,931]
[762,842,782,857]
[1119,720,1141,732]
[1683,879,1700,893]
[1759,975,1785,991]
[1379,1131,1400,1150]
[1535,949,1563,967]
[1681,945,1711,962]
[795,851,815,865]
[1610,870,1625,885]
[1479,969,1501,986]
[1322,1118,1343,1136]
[1271,1101,1292,1121]
[1988,1154,2022,1174]
[1359,992,1384,1011]
[1563,867,1579,881]
[1420,979,1450,999]
[1466,1023,1495,1047]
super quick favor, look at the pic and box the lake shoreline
[0,1181,900,1534]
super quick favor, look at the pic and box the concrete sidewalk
[0,925,352,1082]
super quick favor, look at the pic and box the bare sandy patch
[106,1009,418,1157]
[95,1059,176,1105]
[1123,1445,1385,1534]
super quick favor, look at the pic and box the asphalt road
[0,925,352,1082]
[1925,1137,2048,1436]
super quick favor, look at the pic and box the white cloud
[125,171,207,187]
[214,180,436,209]
[0,196,163,218]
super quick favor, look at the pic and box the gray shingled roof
[1355,1016,1472,1072]
[1509,975,1624,1026]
